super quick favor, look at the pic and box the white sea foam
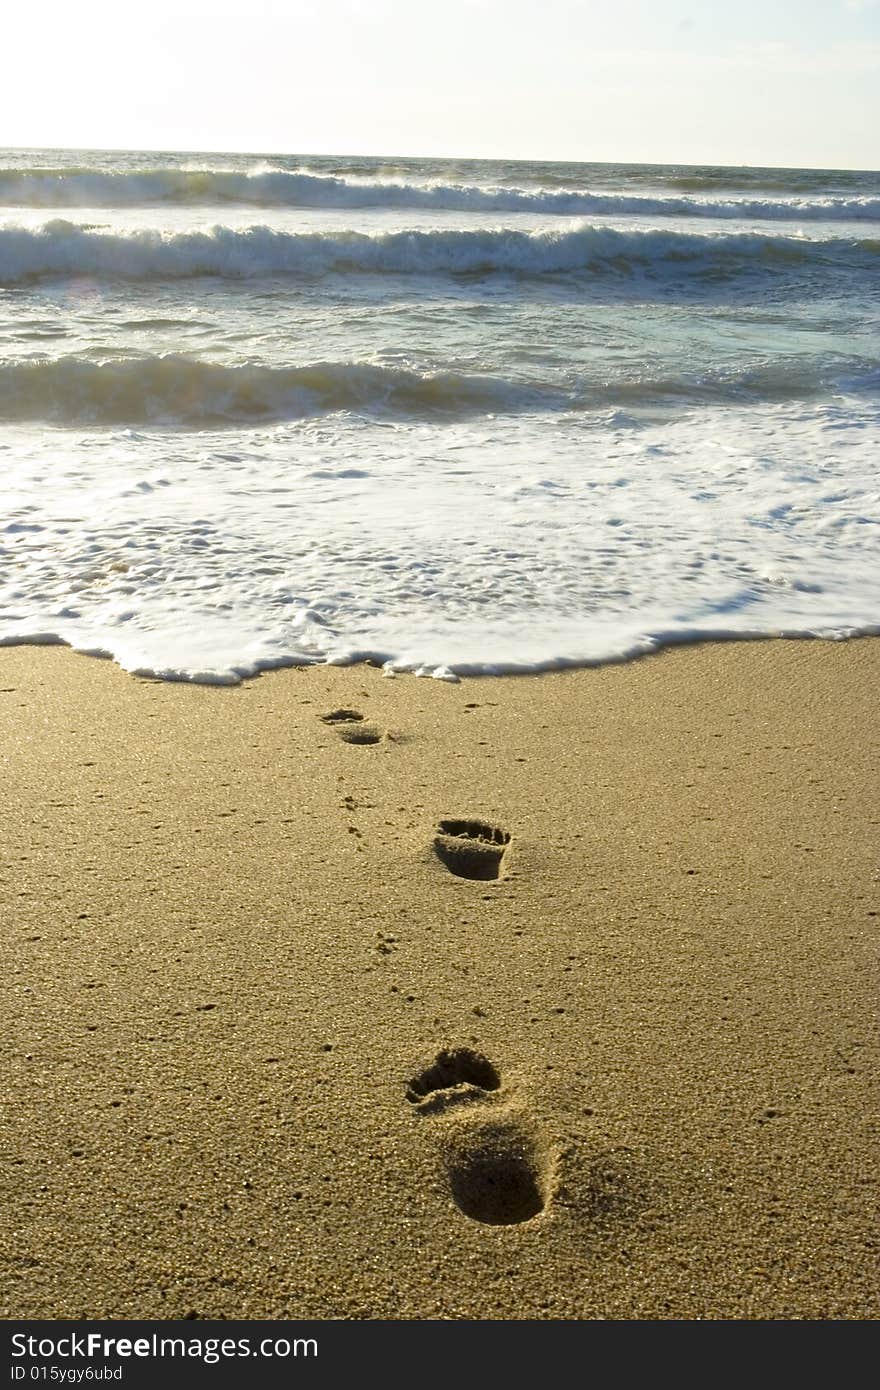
[1,402,878,684]
[2,167,879,222]
[1,220,875,284]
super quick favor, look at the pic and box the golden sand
[1,640,877,1319]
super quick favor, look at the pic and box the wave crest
[1,220,876,285]
[0,355,542,425]
[1,354,876,427]
[1,167,879,221]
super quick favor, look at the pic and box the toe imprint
[320,709,365,724]
[320,709,382,745]
[407,1048,500,1109]
[433,819,510,881]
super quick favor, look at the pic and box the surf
[2,166,879,222]
[1,354,876,427]
[2,220,876,285]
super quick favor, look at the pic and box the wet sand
[1,639,877,1319]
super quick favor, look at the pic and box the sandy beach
[1,639,877,1320]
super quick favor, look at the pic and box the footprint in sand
[320,708,382,745]
[406,1046,501,1110]
[433,819,510,881]
[407,1048,554,1225]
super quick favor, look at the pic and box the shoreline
[3,627,880,688]
[2,639,877,1318]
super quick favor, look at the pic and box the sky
[2,0,878,168]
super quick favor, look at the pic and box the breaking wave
[1,166,879,221]
[0,355,545,424]
[2,354,876,427]
[1,220,877,285]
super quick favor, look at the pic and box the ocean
[1,148,878,682]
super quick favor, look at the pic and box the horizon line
[1,143,878,176]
